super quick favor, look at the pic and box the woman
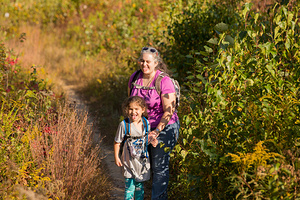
[128,46,180,200]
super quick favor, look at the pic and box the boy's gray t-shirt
[115,120,151,182]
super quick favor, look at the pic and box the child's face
[128,102,145,122]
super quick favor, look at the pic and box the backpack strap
[132,83,156,90]
[130,70,158,94]
[123,118,130,143]
[141,116,148,133]
[124,117,130,135]
[120,118,130,156]
[154,72,168,96]
[123,117,148,140]
[130,70,142,95]
[141,116,149,158]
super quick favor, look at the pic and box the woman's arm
[151,92,176,136]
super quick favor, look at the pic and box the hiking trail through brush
[62,84,124,200]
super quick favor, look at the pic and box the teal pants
[124,178,144,200]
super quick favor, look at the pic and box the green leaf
[264,84,272,93]
[281,167,291,176]
[192,87,201,93]
[181,150,188,159]
[25,90,37,98]
[224,35,234,46]
[199,139,218,161]
[275,162,280,170]
[216,89,222,97]
[270,50,277,58]
[185,115,191,125]
[245,79,254,86]
[207,38,218,45]
[214,22,228,33]
[204,46,213,53]
[285,37,290,49]
[230,75,237,85]
[242,3,252,18]
[254,13,259,24]
[186,75,194,80]
[275,14,282,25]
[287,12,294,25]
[164,147,171,153]
[274,26,281,39]
[277,21,286,29]
[282,7,288,16]
[196,74,207,84]
[266,64,275,77]
[174,145,181,153]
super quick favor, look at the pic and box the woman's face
[138,53,158,76]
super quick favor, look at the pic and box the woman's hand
[148,131,159,147]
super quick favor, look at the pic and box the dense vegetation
[1,0,299,199]
[167,2,300,199]
[0,42,110,199]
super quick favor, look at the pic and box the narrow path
[62,84,124,200]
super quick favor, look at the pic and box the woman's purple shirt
[129,70,179,129]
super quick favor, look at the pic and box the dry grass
[4,26,107,91]
[4,25,132,146]
[31,104,111,200]
[3,25,112,199]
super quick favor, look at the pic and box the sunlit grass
[1,27,112,199]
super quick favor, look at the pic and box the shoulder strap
[142,116,149,158]
[132,82,156,90]
[120,118,130,152]
[130,70,142,95]
[155,72,168,96]
[124,117,149,137]
[123,118,130,137]
[142,116,148,133]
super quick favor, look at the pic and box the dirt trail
[62,84,124,200]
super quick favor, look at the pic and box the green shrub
[162,0,241,82]
[0,43,56,199]
[0,42,109,199]
[169,2,300,199]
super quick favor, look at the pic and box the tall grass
[31,105,110,199]
[2,0,170,143]
[1,0,170,198]
[5,26,107,87]
[0,38,111,199]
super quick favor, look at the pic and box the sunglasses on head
[142,47,157,53]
